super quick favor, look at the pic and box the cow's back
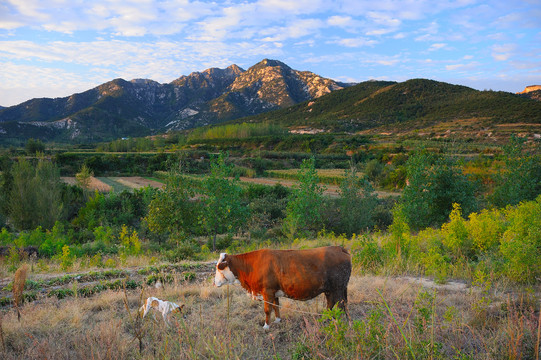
[259,246,351,301]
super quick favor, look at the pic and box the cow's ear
[217,261,228,270]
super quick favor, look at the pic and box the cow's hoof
[263,323,270,330]
[274,318,281,324]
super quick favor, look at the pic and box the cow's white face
[214,253,238,287]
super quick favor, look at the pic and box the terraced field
[61,177,164,192]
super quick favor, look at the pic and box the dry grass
[61,177,112,192]
[0,269,539,359]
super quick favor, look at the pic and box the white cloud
[491,43,517,61]
[428,43,447,51]
[334,38,378,48]
[327,15,352,27]
[259,19,325,42]
[445,62,479,71]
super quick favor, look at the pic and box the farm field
[0,257,537,359]
[60,175,399,198]
[238,176,400,198]
[61,177,164,192]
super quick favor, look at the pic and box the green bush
[499,196,541,283]
[351,235,384,273]
[163,241,200,262]
[441,204,473,260]
[401,150,478,229]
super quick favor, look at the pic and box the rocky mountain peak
[226,64,245,76]
[518,85,541,94]
[252,58,290,70]
[0,59,349,142]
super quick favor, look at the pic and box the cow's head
[214,253,238,287]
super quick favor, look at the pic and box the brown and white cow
[214,246,351,329]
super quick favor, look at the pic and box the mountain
[518,85,541,102]
[235,79,541,134]
[0,59,346,143]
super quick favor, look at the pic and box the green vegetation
[401,150,479,229]
[282,157,325,239]
[188,122,286,140]
[239,79,541,132]
[200,152,248,250]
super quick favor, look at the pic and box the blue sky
[1,0,540,107]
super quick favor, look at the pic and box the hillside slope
[238,79,541,133]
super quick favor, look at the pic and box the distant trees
[188,122,286,141]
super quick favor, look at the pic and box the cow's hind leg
[263,295,274,330]
[273,297,281,324]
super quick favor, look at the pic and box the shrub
[466,208,505,252]
[441,204,473,259]
[60,245,74,271]
[421,247,449,283]
[499,196,541,282]
[490,135,541,207]
[401,150,478,229]
[338,165,378,236]
[351,235,384,273]
[385,203,411,259]
[163,241,200,262]
[118,225,141,256]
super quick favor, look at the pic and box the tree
[25,138,45,155]
[490,135,541,207]
[401,150,478,229]
[145,169,201,240]
[75,164,94,192]
[339,164,378,236]
[0,155,13,227]
[9,157,64,230]
[200,152,248,251]
[283,157,325,239]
